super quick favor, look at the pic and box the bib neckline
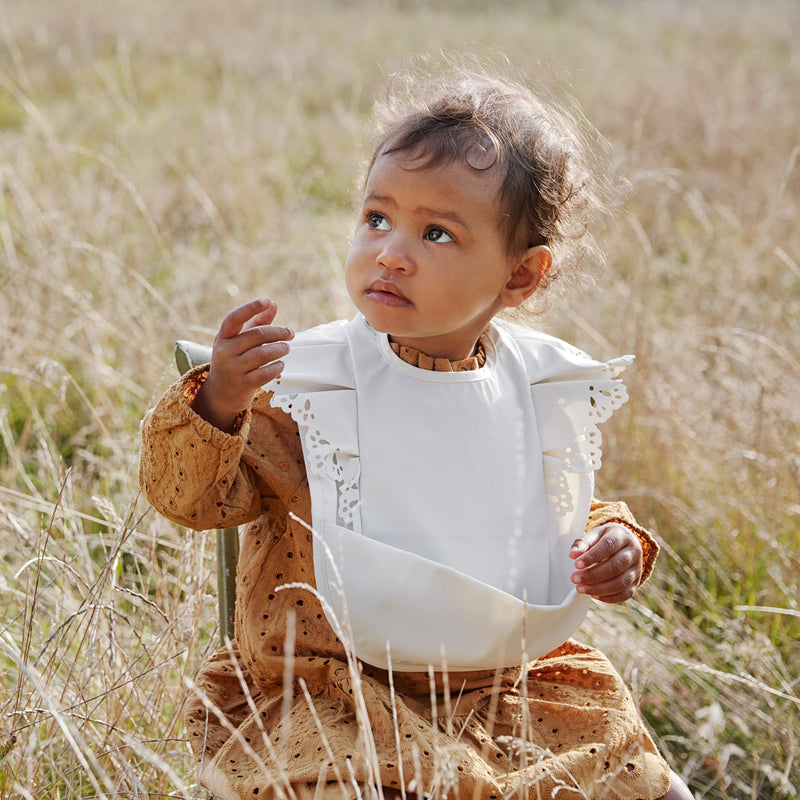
[365,318,498,383]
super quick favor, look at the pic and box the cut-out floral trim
[538,355,632,516]
[268,388,360,526]
[544,464,574,518]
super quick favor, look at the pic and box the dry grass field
[1,0,798,797]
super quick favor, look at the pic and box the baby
[141,62,691,800]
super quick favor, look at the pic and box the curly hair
[365,58,616,306]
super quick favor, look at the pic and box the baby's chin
[351,303,406,336]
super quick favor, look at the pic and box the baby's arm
[139,298,301,529]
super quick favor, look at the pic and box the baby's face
[344,151,519,361]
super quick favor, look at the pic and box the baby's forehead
[367,148,504,191]
[364,152,507,222]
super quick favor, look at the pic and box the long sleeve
[138,366,306,530]
[587,499,660,586]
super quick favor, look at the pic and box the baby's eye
[367,213,391,231]
[424,227,454,243]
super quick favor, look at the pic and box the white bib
[266,315,632,672]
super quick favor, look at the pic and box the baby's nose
[378,233,415,272]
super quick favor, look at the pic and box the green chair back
[175,340,239,645]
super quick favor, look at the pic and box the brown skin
[344,153,551,361]
[569,522,645,603]
[191,297,294,434]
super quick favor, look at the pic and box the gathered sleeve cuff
[586,499,660,586]
[138,366,275,530]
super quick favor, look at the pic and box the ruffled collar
[388,340,487,372]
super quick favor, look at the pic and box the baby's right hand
[191,297,294,433]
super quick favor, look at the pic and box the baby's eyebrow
[415,206,469,231]
[364,192,395,208]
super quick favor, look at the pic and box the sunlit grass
[1,0,798,797]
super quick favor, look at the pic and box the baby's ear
[501,246,552,308]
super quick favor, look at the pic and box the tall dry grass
[0,0,798,797]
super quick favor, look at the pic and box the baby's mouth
[366,280,411,307]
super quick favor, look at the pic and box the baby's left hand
[569,524,643,604]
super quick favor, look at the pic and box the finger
[241,304,282,332]
[224,326,293,361]
[574,563,639,594]
[572,547,638,586]
[572,525,629,570]
[217,357,288,395]
[591,587,637,604]
[248,358,287,385]
[218,298,276,340]
[236,339,292,373]
[569,528,602,560]
[235,323,295,348]
[214,325,294,366]
[577,571,639,603]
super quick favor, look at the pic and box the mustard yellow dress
[139,345,670,800]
